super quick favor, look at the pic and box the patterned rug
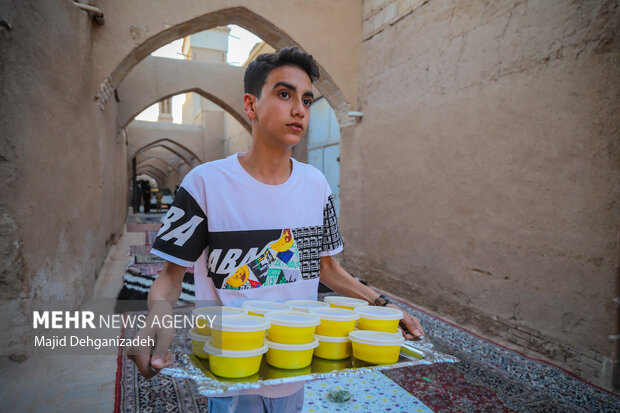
[146,230,158,245]
[128,245,153,256]
[382,295,620,412]
[114,294,620,412]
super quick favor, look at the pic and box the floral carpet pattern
[115,292,620,412]
[383,296,620,412]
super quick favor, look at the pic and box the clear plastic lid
[188,328,210,341]
[211,315,270,332]
[203,340,269,358]
[314,333,351,343]
[348,330,405,346]
[192,306,246,317]
[265,311,321,327]
[308,307,360,321]
[264,337,319,351]
[241,300,291,315]
[324,296,369,308]
[354,306,404,320]
[284,299,330,312]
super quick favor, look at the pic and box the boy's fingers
[150,326,174,371]
[400,313,424,338]
[150,351,171,370]
[152,327,174,357]
[385,304,423,339]
[128,352,157,379]
[398,326,414,340]
[404,320,423,337]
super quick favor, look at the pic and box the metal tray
[161,337,458,396]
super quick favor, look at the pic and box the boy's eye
[279,90,290,98]
[303,98,313,107]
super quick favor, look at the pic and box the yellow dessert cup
[284,299,330,313]
[309,307,359,337]
[313,334,352,360]
[354,306,404,333]
[241,300,291,317]
[348,330,405,365]
[266,311,320,344]
[210,315,270,350]
[192,306,246,336]
[324,296,369,310]
[264,338,319,369]
[203,340,268,378]
[188,328,210,359]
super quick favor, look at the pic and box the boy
[128,47,424,412]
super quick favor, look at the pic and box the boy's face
[245,65,314,149]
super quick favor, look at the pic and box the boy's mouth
[286,122,304,132]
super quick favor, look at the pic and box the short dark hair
[244,47,320,98]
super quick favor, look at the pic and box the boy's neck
[237,142,293,185]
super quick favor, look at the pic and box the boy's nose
[291,99,305,117]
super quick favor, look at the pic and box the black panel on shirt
[322,194,343,252]
[152,187,208,262]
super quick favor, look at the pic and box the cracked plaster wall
[0,1,127,352]
[340,0,620,387]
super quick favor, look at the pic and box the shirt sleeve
[150,186,208,267]
[321,194,343,256]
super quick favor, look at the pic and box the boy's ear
[243,93,257,120]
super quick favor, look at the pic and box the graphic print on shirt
[220,228,298,290]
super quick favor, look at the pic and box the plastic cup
[188,328,210,359]
[313,333,352,360]
[348,330,405,364]
[284,299,330,313]
[324,296,369,310]
[309,307,359,337]
[354,306,404,333]
[241,300,291,317]
[266,311,320,344]
[203,340,268,378]
[192,306,246,336]
[210,315,270,350]
[264,338,319,369]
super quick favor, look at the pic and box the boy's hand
[387,303,425,340]
[127,302,175,379]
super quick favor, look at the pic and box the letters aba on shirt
[150,153,343,306]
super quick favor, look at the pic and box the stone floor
[0,227,144,413]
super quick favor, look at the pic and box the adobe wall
[340,0,620,387]
[0,1,127,351]
[223,112,252,156]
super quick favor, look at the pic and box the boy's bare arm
[128,260,186,379]
[319,256,424,339]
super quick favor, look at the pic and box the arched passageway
[99,5,357,125]
[117,57,248,131]
[134,139,202,167]
[126,124,205,167]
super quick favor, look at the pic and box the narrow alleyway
[1,212,619,412]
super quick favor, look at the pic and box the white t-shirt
[151,153,343,397]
